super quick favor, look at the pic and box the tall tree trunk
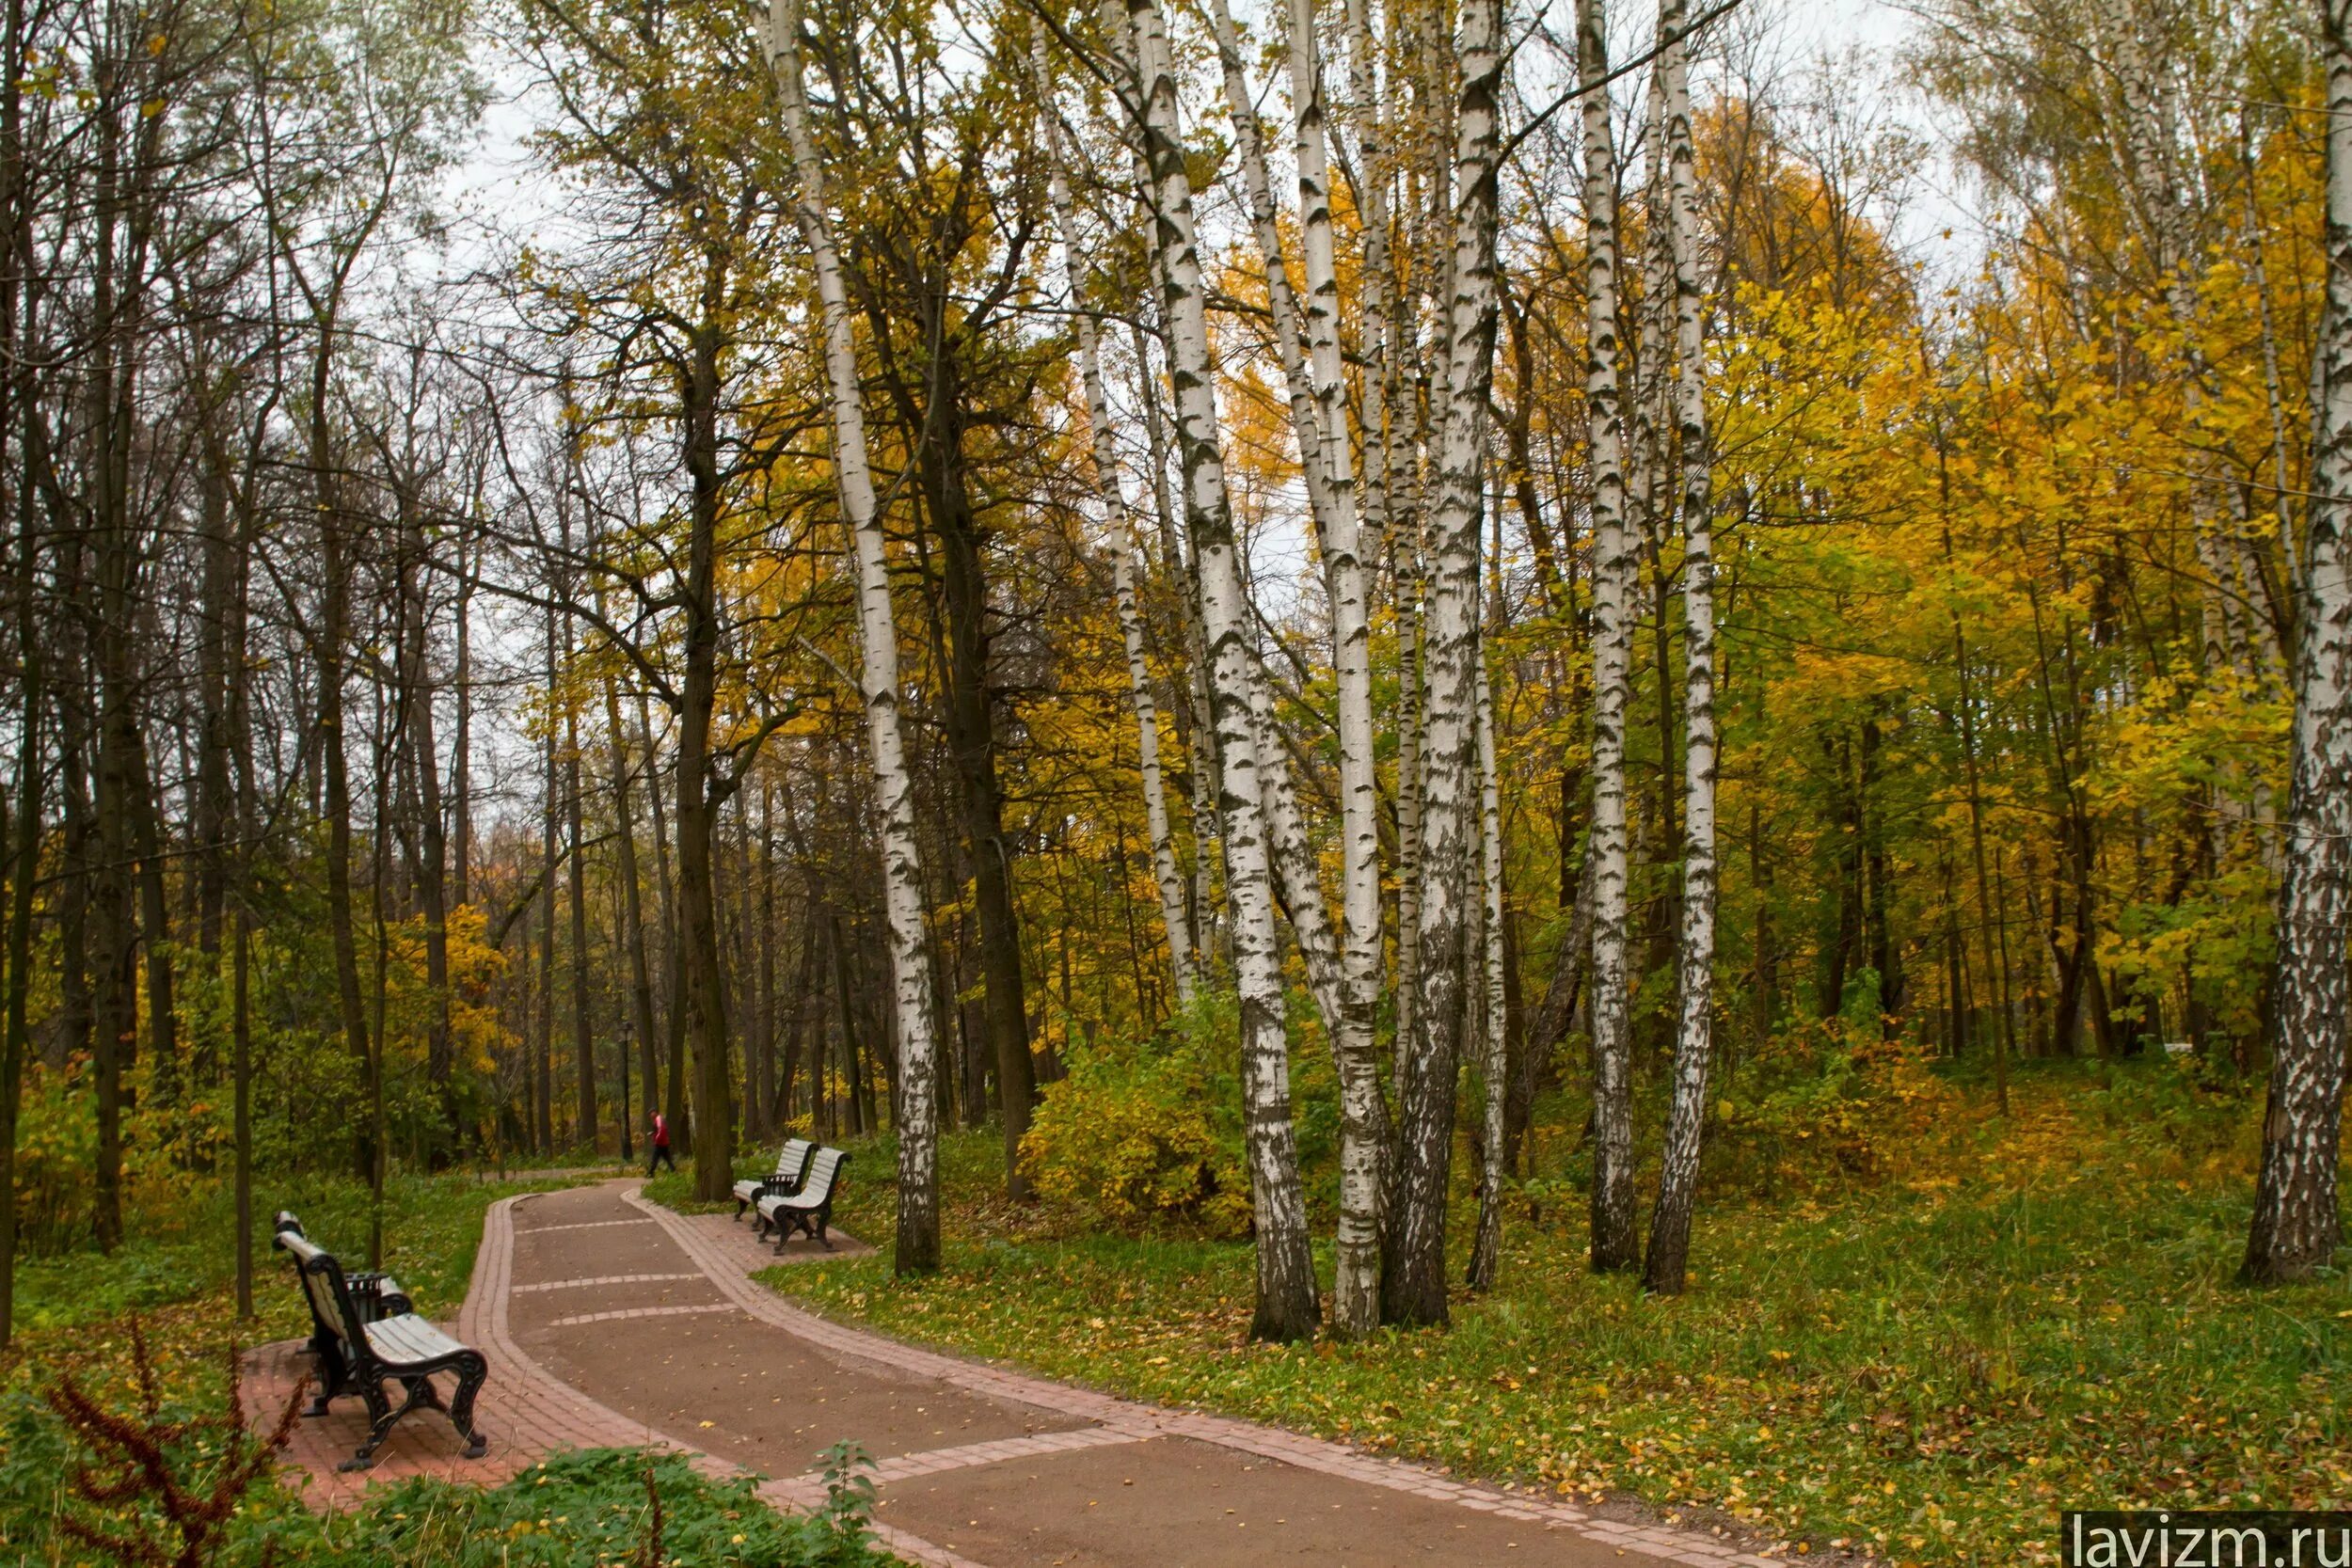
[1643,0,1721,1294]
[453,526,474,911]
[401,490,456,1157]
[1383,0,1504,1328]
[1579,0,1642,1273]
[753,785,778,1140]
[539,604,561,1152]
[1468,635,1507,1289]
[2249,3,2352,1285]
[1122,0,1318,1340]
[1035,54,1198,1007]
[675,294,734,1196]
[569,698,595,1145]
[642,693,689,1150]
[1,409,33,1346]
[772,0,943,1272]
[230,472,257,1313]
[1283,0,1389,1338]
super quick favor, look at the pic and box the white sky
[437,0,1983,284]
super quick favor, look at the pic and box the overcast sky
[436,0,1982,290]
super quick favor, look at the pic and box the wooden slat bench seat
[272,1219,489,1471]
[273,1212,412,1373]
[754,1147,847,1250]
[732,1138,817,1220]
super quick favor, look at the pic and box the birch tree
[770,0,943,1275]
[1034,38,1197,1006]
[1383,0,1506,1329]
[1121,0,1319,1340]
[1643,0,1721,1296]
[1579,0,1643,1274]
[2244,0,2352,1285]
[1283,0,1388,1338]
[1468,614,1507,1290]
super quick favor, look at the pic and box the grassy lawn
[728,1059,2347,1567]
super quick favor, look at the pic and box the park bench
[273,1212,413,1386]
[271,1215,490,1471]
[732,1137,817,1220]
[754,1147,848,1250]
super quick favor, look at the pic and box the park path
[254,1180,1781,1568]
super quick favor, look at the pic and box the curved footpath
[252,1180,1779,1567]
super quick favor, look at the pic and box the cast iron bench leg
[342,1379,399,1472]
[449,1352,490,1459]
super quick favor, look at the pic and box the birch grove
[1384,0,1506,1329]
[1641,0,1722,1297]
[0,0,2342,1424]
[1035,38,1198,1007]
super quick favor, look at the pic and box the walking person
[647,1111,676,1175]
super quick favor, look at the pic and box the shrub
[1021,991,1252,1236]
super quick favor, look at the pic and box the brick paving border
[544,1303,738,1328]
[511,1272,703,1292]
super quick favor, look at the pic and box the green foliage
[10,1168,569,1338]
[319,1449,886,1568]
[812,1441,878,1547]
[1020,990,1253,1236]
[1703,1019,1901,1198]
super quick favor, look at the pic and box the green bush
[1022,991,1252,1236]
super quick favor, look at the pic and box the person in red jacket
[647,1112,676,1175]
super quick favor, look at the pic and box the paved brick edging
[511,1272,704,1293]
[620,1187,1779,1568]
[545,1303,738,1328]
[459,1195,720,1475]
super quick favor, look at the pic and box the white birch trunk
[1035,42,1199,1006]
[1468,616,1507,1289]
[1382,0,1504,1328]
[1249,673,1348,1034]
[1132,320,1226,965]
[769,0,941,1275]
[1205,0,1336,520]
[2245,0,2352,1284]
[1123,0,1320,1339]
[1200,0,1386,1335]
[1579,0,1642,1273]
[1642,0,1721,1295]
[1284,0,1388,1339]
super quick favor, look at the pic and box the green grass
[305,1447,889,1567]
[746,1059,2349,1568]
[9,1167,580,1342]
[4,1429,885,1567]
[0,1163,900,1566]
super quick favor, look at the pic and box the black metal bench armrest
[347,1271,412,1321]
